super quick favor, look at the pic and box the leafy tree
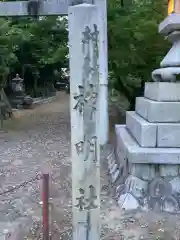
[0,14,68,98]
[11,16,68,94]
[108,0,170,110]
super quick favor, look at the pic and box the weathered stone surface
[112,169,120,183]
[157,124,180,147]
[107,150,115,165]
[159,13,180,35]
[148,177,172,198]
[125,175,148,198]
[113,126,180,214]
[126,111,157,147]
[114,141,128,182]
[144,82,180,101]
[160,41,180,68]
[118,193,139,210]
[170,176,180,194]
[115,184,125,198]
[115,144,126,162]
[162,196,179,213]
[159,165,179,177]
[152,67,180,82]
[146,178,179,212]
[135,97,180,123]
[129,163,155,181]
[115,125,180,164]
[108,160,116,171]
[115,125,136,154]
[109,163,118,174]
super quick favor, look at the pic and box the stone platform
[108,82,180,213]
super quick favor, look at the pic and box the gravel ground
[0,92,179,240]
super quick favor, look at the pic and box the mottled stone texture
[107,145,180,213]
[69,4,101,240]
[145,82,180,101]
[110,80,180,213]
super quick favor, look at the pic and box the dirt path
[0,92,71,239]
[0,92,179,240]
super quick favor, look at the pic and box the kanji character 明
[84,136,97,162]
[75,188,86,211]
[91,24,99,43]
[89,136,97,163]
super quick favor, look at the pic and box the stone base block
[111,124,180,213]
[135,97,180,123]
[126,111,156,147]
[115,124,180,164]
[126,112,180,147]
[144,82,180,101]
[158,124,180,147]
[116,174,180,213]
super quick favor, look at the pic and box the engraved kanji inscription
[89,92,98,120]
[85,185,98,210]
[82,55,92,87]
[91,24,99,64]
[73,85,87,114]
[91,24,99,44]
[75,185,98,211]
[89,136,97,163]
[85,88,98,105]
[88,26,99,107]
[84,136,97,162]
[75,140,84,155]
[82,26,92,88]
[75,188,86,211]
[84,84,98,120]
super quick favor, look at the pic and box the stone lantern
[152,0,180,82]
[11,74,24,93]
[10,74,33,109]
[108,1,180,213]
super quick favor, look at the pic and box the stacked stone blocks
[107,82,180,212]
[106,12,180,212]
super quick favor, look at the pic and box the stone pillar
[68,4,100,240]
[152,13,180,81]
[108,13,180,213]
[95,0,108,146]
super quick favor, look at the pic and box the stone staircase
[108,82,180,213]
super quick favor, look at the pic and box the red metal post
[42,173,49,240]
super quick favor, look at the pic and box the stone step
[126,111,180,148]
[144,82,180,102]
[158,124,180,147]
[126,111,156,147]
[135,97,180,123]
[115,124,180,164]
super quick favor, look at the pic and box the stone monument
[108,12,180,213]
[10,74,33,109]
[68,4,101,239]
[11,74,24,92]
[0,0,107,238]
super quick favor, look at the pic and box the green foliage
[0,0,171,105]
[0,16,68,92]
[108,0,170,109]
